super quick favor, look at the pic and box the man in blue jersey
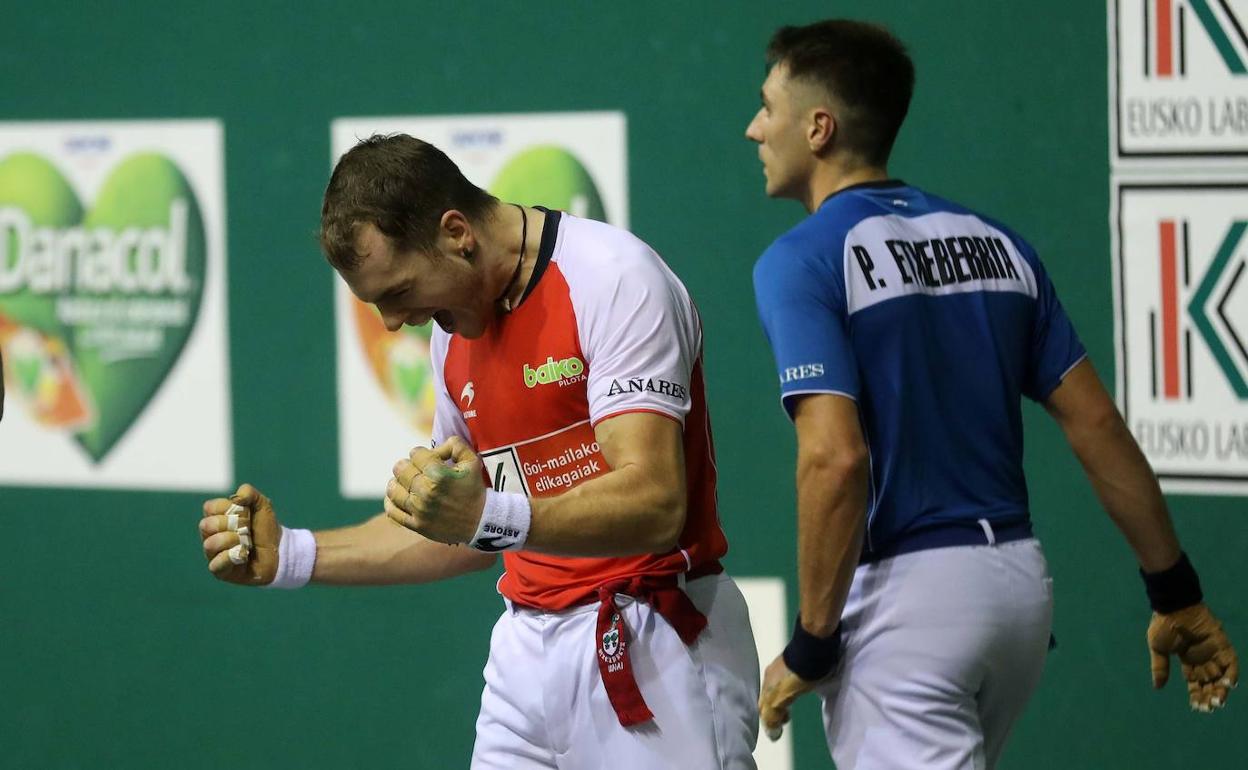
[745,19,1238,769]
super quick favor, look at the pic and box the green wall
[1,2,1242,767]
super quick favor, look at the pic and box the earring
[463,247,474,260]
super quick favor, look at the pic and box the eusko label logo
[1115,183,1248,493]
[0,121,231,491]
[1113,0,1248,156]
[1141,0,1248,80]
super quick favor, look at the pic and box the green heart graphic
[490,146,607,221]
[0,151,206,461]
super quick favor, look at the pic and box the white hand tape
[225,503,245,532]
[236,525,253,550]
[227,544,249,565]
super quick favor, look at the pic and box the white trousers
[471,573,761,770]
[819,539,1054,770]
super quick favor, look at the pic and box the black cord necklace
[495,204,527,313]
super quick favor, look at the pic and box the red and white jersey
[429,210,727,610]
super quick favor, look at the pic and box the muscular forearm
[312,513,497,585]
[795,454,868,636]
[384,414,687,560]
[1046,361,1181,573]
[1063,409,1181,573]
[527,462,685,557]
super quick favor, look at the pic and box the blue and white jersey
[753,180,1086,559]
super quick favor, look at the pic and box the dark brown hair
[319,134,496,270]
[766,20,915,166]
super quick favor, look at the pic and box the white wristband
[265,526,317,589]
[468,491,531,552]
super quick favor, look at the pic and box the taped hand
[199,483,282,586]
[385,436,485,544]
[759,654,817,742]
[1148,603,1238,712]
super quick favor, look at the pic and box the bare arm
[386,413,688,559]
[1046,359,1238,710]
[525,412,687,557]
[200,483,496,587]
[791,394,870,636]
[312,513,497,585]
[1043,358,1181,572]
[758,393,869,734]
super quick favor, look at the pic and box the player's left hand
[1148,602,1239,712]
[385,436,486,544]
[759,653,817,741]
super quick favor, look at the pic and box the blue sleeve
[1022,249,1086,401]
[752,239,859,419]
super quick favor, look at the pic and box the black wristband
[782,614,842,682]
[1140,551,1203,613]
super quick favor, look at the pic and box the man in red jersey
[197,134,760,769]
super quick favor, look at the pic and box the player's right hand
[199,483,282,586]
[1147,603,1238,712]
[759,653,817,741]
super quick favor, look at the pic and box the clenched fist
[385,436,486,544]
[199,483,282,586]
[758,654,818,741]
[1148,603,1239,712]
